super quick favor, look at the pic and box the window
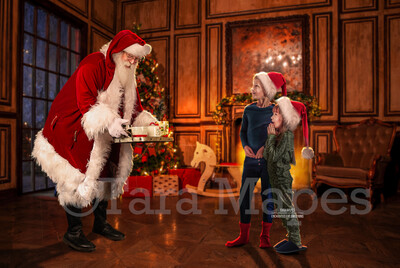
[21,1,85,193]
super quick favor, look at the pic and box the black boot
[92,200,125,241]
[63,205,96,252]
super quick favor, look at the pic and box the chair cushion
[316,165,368,180]
[315,175,368,188]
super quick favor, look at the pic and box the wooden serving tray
[113,136,174,144]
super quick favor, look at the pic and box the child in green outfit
[263,96,314,254]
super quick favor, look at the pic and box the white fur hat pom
[301,147,314,159]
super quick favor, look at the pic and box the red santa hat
[254,71,287,100]
[102,30,152,89]
[276,96,314,159]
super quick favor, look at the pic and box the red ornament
[148,147,156,156]
[134,146,143,154]
[142,155,148,163]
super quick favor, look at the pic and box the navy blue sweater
[240,103,274,153]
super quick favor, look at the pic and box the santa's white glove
[77,179,93,201]
[108,118,129,137]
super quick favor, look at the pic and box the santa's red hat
[254,71,287,100]
[275,96,314,159]
[106,30,151,63]
[102,30,152,89]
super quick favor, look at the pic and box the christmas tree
[130,24,181,176]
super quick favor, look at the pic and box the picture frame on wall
[225,15,310,95]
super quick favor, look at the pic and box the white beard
[113,52,137,89]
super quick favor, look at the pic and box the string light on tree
[131,23,181,176]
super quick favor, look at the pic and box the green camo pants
[271,182,302,246]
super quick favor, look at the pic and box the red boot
[259,221,272,248]
[225,223,251,247]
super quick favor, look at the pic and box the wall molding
[0,124,11,184]
[341,0,378,13]
[0,0,13,111]
[174,131,200,166]
[90,26,113,53]
[58,0,88,17]
[385,0,400,8]
[205,23,222,117]
[121,0,171,33]
[340,17,378,117]
[206,0,331,19]
[91,0,117,34]
[312,130,333,154]
[384,14,400,116]
[313,12,333,116]
[174,33,201,118]
[175,0,201,30]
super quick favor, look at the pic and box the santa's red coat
[42,52,143,174]
[32,30,156,208]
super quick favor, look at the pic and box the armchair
[312,118,396,205]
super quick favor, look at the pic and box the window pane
[23,98,32,128]
[47,101,52,114]
[23,66,33,97]
[22,161,33,193]
[36,70,46,98]
[49,15,58,43]
[23,34,33,64]
[48,73,57,99]
[59,76,68,89]
[60,49,69,75]
[37,9,47,38]
[71,27,80,52]
[36,39,46,69]
[48,44,57,72]
[48,178,56,188]
[70,52,79,74]
[22,129,32,160]
[35,100,46,129]
[60,21,69,48]
[35,164,47,191]
[24,3,34,34]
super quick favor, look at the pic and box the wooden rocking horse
[185,142,241,197]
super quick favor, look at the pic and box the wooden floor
[1,190,400,268]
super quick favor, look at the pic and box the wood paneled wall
[121,0,399,166]
[2,0,399,192]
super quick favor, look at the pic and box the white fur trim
[81,102,120,140]
[112,143,133,198]
[32,129,133,207]
[301,147,314,159]
[100,41,111,56]
[124,43,152,58]
[32,131,92,208]
[276,97,300,131]
[255,72,277,100]
[133,110,158,126]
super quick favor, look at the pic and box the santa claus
[32,30,158,252]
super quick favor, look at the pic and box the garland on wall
[130,24,181,176]
[212,91,322,126]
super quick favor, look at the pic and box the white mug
[130,126,147,137]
